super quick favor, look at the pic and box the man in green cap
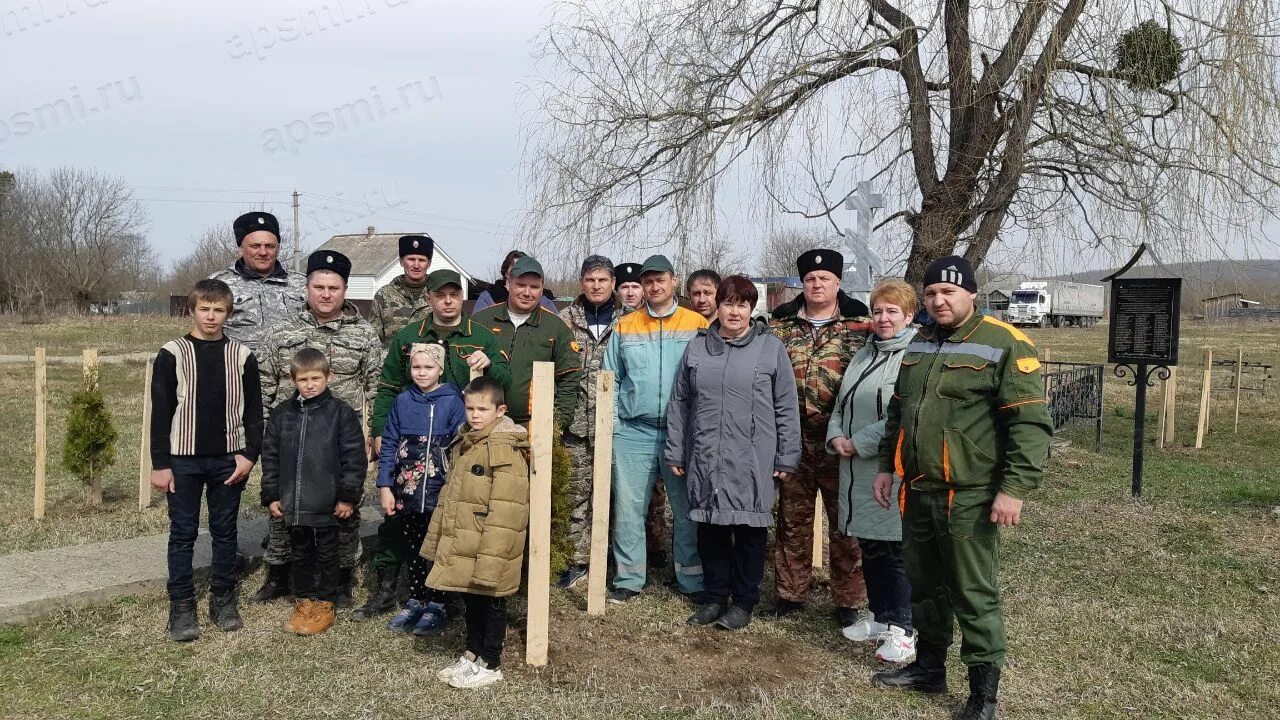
[472,255,580,429]
[354,268,510,621]
[870,255,1051,720]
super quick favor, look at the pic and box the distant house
[314,227,477,308]
[1201,292,1260,321]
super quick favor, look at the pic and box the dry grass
[0,317,1278,719]
[0,315,188,357]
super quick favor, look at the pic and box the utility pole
[292,190,301,272]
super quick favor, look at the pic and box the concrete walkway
[0,516,380,625]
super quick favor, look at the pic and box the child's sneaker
[875,625,917,664]
[437,651,478,682]
[841,611,888,642]
[411,602,448,637]
[448,658,504,689]
[387,598,428,633]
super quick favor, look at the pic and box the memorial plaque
[1108,277,1181,366]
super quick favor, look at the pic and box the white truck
[1006,281,1104,328]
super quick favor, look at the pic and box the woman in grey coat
[666,276,801,630]
[826,279,918,663]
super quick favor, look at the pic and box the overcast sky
[3,0,1276,281]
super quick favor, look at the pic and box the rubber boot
[871,644,948,693]
[334,568,356,609]
[351,566,399,621]
[208,589,243,632]
[250,563,291,603]
[167,598,200,642]
[956,665,1000,720]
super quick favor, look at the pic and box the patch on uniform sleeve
[570,341,582,353]
[1016,357,1041,374]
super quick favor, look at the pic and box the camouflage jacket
[768,296,872,445]
[369,275,432,348]
[258,302,384,422]
[209,260,307,353]
[558,295,629,440]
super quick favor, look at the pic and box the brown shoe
[284,599,311,634]
[294,600,335,635]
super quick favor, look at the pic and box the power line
[301,192,511,229]
[134,185,292,194]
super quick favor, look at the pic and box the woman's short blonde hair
[869,280,918,315]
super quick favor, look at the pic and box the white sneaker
[841,612,888,642]
[436,652,477,682]
[448,658,504,689]
[875,625,917,663]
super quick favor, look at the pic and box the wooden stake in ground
[34,348,47,521]
[138,357,153,511]
[811,492,824,568]
[1195,349,1213,449]
[586,371,615,616]
[526,362,554,667]
[1162,367,1178,446]
[83,349,103,507]
[1234,348,1244,434]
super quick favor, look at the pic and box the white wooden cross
[841,181,886,296]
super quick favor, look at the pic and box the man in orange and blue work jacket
[870,256,1052,720]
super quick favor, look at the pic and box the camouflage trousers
[774,443,866,607]
[264,510,362,570]
[563,433,595,566]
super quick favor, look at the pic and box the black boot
[351,566,399,621]
[249,563,291,603]
[871,645,947,694]
[334,568,356,609]
[167,598,200,642]
[208,589,243,632]
[956,665,1000,720]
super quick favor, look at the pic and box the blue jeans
[166,454,245,601]
[610,420,702,593]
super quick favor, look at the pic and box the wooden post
[83,349,102,507]
[525,362,554,667]
[1195,349,1213,449]
[811,492,824,568]
[34,348,47,521]
[1163,367,1178,445]
[1234,348,1244,433]
[138,357,153,510]
[1042,347,1053,400]
[586,371,615,616]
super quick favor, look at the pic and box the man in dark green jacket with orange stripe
[870,256,1052,720]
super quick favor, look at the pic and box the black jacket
[261,388,366,527]
[770,290,870,320]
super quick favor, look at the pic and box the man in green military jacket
[870,256,1052,720]
[473,255,580,430]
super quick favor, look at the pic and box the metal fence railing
[1042,361,1104,452]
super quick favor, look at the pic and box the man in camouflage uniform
[369,235,434,347]
[870,256,1051,720]
[252,250,383,609]
[556,255,627,589]
[767,249,870,626]
[209,211,306,352]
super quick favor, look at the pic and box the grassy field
[0,316,1277,719]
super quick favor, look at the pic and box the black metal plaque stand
[1102,244,1182,498]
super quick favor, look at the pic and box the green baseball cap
[510,255,544,278]
[639,254,674,275]
[426,269,463,292]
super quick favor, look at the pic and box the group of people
[149,209,1052,716]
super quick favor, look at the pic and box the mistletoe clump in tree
[525,1,1280,282]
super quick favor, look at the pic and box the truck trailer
[1006,281,1104,328]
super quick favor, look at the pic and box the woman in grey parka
[666,276,801,631]
[826,279,918,663]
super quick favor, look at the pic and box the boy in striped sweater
[150,279,264,642]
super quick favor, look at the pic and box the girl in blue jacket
[377,343,466,636]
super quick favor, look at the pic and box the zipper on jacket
[294,398,309,521]
[422,402,435,514]
[839,344,890,529]
[909,335,946,487]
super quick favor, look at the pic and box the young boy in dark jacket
[261,348,366,635]
[377,342,466,636]
[151,279,263,642]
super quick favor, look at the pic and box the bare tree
[524,1,1280,283]
[166,225,239,294]
[757,229,844,276]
